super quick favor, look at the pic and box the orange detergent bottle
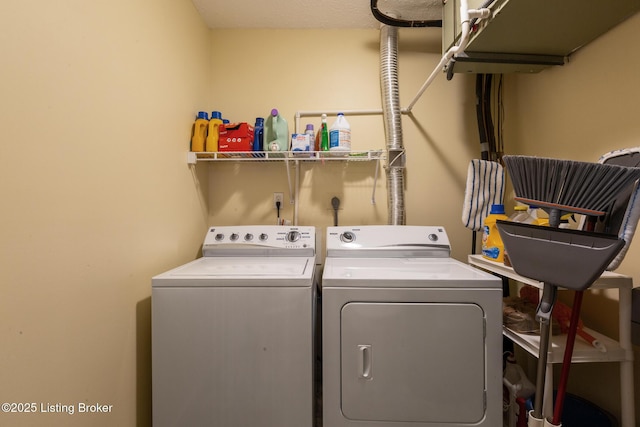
[190,111,208,152]
[206,111,223,152]
[482,204,509,263]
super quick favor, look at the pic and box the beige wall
[3,1,638,426]
[503,12,640,423]
[0,1,210,426]
[206,28,481,261]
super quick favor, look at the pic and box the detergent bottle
[482,204,508,263]
[190,111,209,152]
[265,109,289,152]
[329,113,351,152]
[528,205,547,225]
[304,124,315,150]
[205,111,223,152]
[253,117,264,151]
[503,352,536,427]
[509,205,529,222]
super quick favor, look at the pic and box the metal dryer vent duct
[380,24,406,225]
[376,0,487,225]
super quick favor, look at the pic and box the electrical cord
[276,200,281,224]
[496,74,504,157]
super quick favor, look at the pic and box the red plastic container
[218,122,254,152]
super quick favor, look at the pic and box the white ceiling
[191,0,442,29]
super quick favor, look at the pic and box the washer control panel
[203,226,316,256]
[326,225,450,258]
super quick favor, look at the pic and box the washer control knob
[259,233,268,241]
[215,233,224,241]
[230,233,239,241]
[286,231,300,242]
[340,232,355,243]
[428,233,438,242]
[244,233,253,241]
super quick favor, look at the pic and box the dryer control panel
[326,225,450,258]
[202,225,315,256]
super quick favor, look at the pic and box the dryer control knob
[215,233,224,241]
[340,232,355,243]
[428,233,438,242]
[259,233,268,241]
[244,233,253,241]
[230,233,239,241]
[286,231,300,242]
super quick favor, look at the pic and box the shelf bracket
[285,158,294,205]
[187,152,198,165]
[371,157,380,205]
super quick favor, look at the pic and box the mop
[589,147,640,271]
[498,155,640,427]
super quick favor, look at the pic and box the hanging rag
[462,159,505,231]
[600,147,640,271]
[575,147,640,270]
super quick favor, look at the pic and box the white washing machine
[152,225,316,427]
[322,225,502,427]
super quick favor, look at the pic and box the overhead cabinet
[443,0,640,73]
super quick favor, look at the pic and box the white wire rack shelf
[467,254,636,427]
[187,150,384,164]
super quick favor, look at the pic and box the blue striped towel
[462,159,505,231]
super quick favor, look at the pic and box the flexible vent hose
[380,25,406,225]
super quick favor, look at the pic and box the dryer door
[341,302,486,423]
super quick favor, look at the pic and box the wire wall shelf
[187,150,384,165]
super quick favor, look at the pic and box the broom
[501,155,640,427]
[504,156,640,228]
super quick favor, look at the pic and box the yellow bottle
[206,111,223,152]
[528,205,547,226]
[482,204,509,263]
[190,111,208,152]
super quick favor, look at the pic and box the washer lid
[322,257,499,287]
[152,257,315,287]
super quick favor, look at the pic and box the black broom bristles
[503,155,640,224]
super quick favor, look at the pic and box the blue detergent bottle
[253,117,264,151]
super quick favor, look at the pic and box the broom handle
[532,283,557,419]
[551,216,596,422]
[548,209,561,228]
[552,290,584,424]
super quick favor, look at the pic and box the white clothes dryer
[152,225,316,427]
[322,225,502,427]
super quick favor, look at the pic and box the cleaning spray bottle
[190,111,209,152]
[264,109,289,152]
[482,204,508,263]
[320,114,329,151]
[205,111,223,152]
